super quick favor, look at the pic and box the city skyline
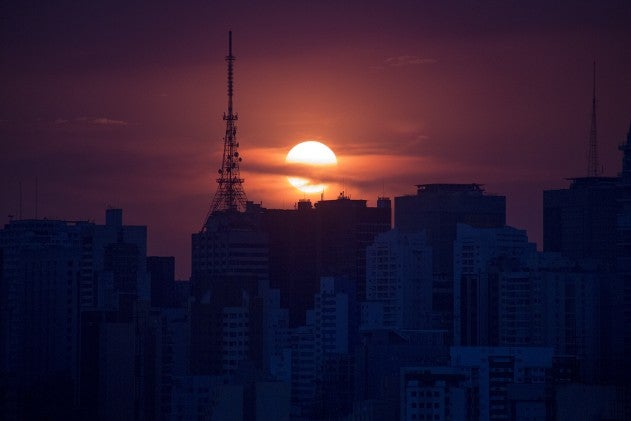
[2,1,631,278]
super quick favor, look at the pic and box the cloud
[90,117,128,126]
[48,117,129,131]
[385,55,438,66]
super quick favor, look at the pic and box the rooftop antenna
[587,61,601,177]
[204,30,247,226]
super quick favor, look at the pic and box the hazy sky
[2,1,630,278]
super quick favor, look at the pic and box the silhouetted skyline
[1,1,630,278]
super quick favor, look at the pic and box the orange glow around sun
[285,141,337,193]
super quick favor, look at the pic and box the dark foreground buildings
[2,28,630,419]
[263,196,391,326]
[0,209,161,419]
[543,123,631,385]
[395,183,506,339]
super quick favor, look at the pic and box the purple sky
[2,1,630,278]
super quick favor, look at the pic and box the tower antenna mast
[205,31,247,225]
[587,61,600,177]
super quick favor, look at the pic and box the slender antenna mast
[204,31,247,226]
[587,61,600,177]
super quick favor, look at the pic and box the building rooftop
[414,183,485,195]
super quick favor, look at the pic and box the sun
[285,140,337,194]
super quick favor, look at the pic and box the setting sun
[285,141,337,193]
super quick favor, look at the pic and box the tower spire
[204,31,247,225]
[587,60,601,177]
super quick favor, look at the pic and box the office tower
[314,195,391,302]
[312,277,356,418]
[365,229,433,330]
[453,224,535,346]
[0,219,85,419]
[535,254,601,382]
[288,276,357,418]
[395,184,506,338]
[543,177,619,268]
[260,200,318,327]
[191,206,268,298]
[0,208,151,419]
[263,195,390,327]
[454,224,601,381]
[543,71,619,267]
[543,123,631,383]
[76,210,157,419]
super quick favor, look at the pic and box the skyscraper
[453,224,535,346]
[0,219,84,419]
[262,195,390,326]
[542,122,631,383]
[543,177,619,269]
[0,208,152,419]
[395,184,506,338]
[365,229,433,330]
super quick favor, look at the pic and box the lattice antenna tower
[206,31,247,221]
[587,61,601,177]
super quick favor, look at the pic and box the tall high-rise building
[454,224,601,381]
[0,219,85,419]
[543,122,631,383]
[395,184,506,338]
[263,195,390,327]
[544,177,619,269]
[453,224,535,346]
[0,208,151,419]
[365,229,433,330]
[312,277,356,419]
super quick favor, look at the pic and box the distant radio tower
[587,61,601,177]
[206,31,247,220]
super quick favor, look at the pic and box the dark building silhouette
[544,177,620,269]
[262,195,390,327]
[190,208,269,375]
[354,329,450,419]
[543,121,631,385]
[314,195,391,302]
[261,200,318,327]
[395,184,506,338]
[147,256,176,308]
[0,219,85,419]
[0,209,155,420]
